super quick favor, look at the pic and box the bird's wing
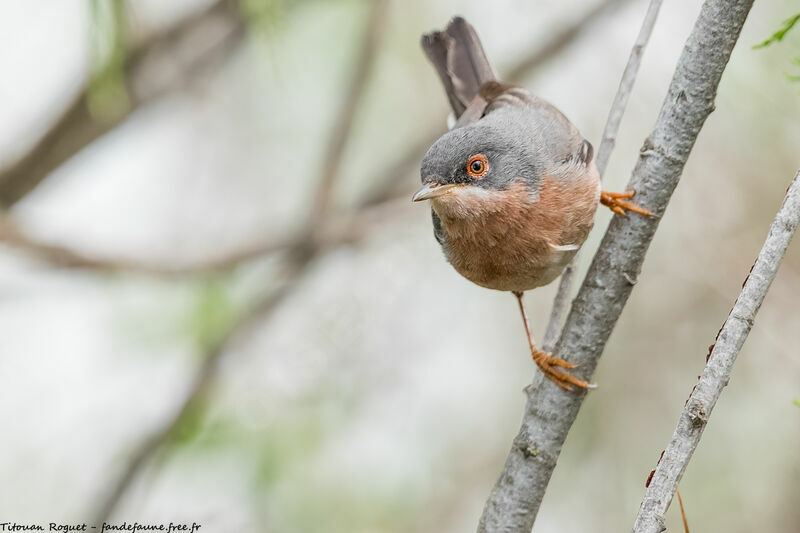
[458,82,594,170]
[431,209,446,246]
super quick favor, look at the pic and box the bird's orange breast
[432,174,599,292]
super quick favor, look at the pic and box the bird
[413,16,651,391]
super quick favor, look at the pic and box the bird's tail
[421,16,496,119]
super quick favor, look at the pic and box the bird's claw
[531,349,595,391]
[600,190,653,217]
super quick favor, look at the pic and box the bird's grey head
[413,110,543,210]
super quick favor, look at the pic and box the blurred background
[0,0,798,531]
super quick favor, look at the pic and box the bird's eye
[467,154,489,178]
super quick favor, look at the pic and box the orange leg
[600,190,653,217]
[513,292,594,392]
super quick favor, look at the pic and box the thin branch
[594,0,664,177]
[307,0,390,227]
[505,0,633,82]
[0,197,404,277]
[89,1,391,522]
[632,168,800,533]
[478,0,755,531]
[91,252,314,525]
[540,262,579,351]
[0,0,245,207]
[542,0,664,352]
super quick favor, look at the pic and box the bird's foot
[600,190,653,217]
[531,349,596,391]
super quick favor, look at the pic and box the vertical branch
[593,0,663,177]
[541,262,578,351]
[542,0,664,351]
[478,0,754,530]
[632,169,800,533]
[307,0,390,228]
[504,0,631,82]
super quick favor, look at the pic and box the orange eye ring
[466,154,489,178]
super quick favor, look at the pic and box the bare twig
[90,1,391,522]
[478,0,755,530]
[0,0,244,207]
[632,171,800,532]
[307,0,390,227]
[91,254,312,525]
[505,0,633,82]
[542,0,664,352]
[593,0,664,178]
[541,262,579,351]
[0,196,405,277]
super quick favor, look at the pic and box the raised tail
[421,16,496,119]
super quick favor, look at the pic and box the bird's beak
[411,182,463,202]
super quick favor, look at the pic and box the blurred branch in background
[477,0,755,531]
[0,199,401,277]
[92,248,315,526]
[542,0,664,352]
[0,0,634,277]
[505,0,631,82]
[307,0,390,228]
[90,0,390,522]
[632,169,800,533]
[0,0,245,207]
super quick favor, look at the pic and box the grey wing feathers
[484,85,592,168]
[487,86,580,140]
[431,209,446,246]
[421,16,496,118]
[514,89,594,167]
[579,139,594,166]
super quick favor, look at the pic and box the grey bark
[632,168,800,533]
[478,0,754,530]
[542,0,664,351]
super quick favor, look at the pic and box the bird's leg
[513,291,593,391]
[600,190,653,217]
